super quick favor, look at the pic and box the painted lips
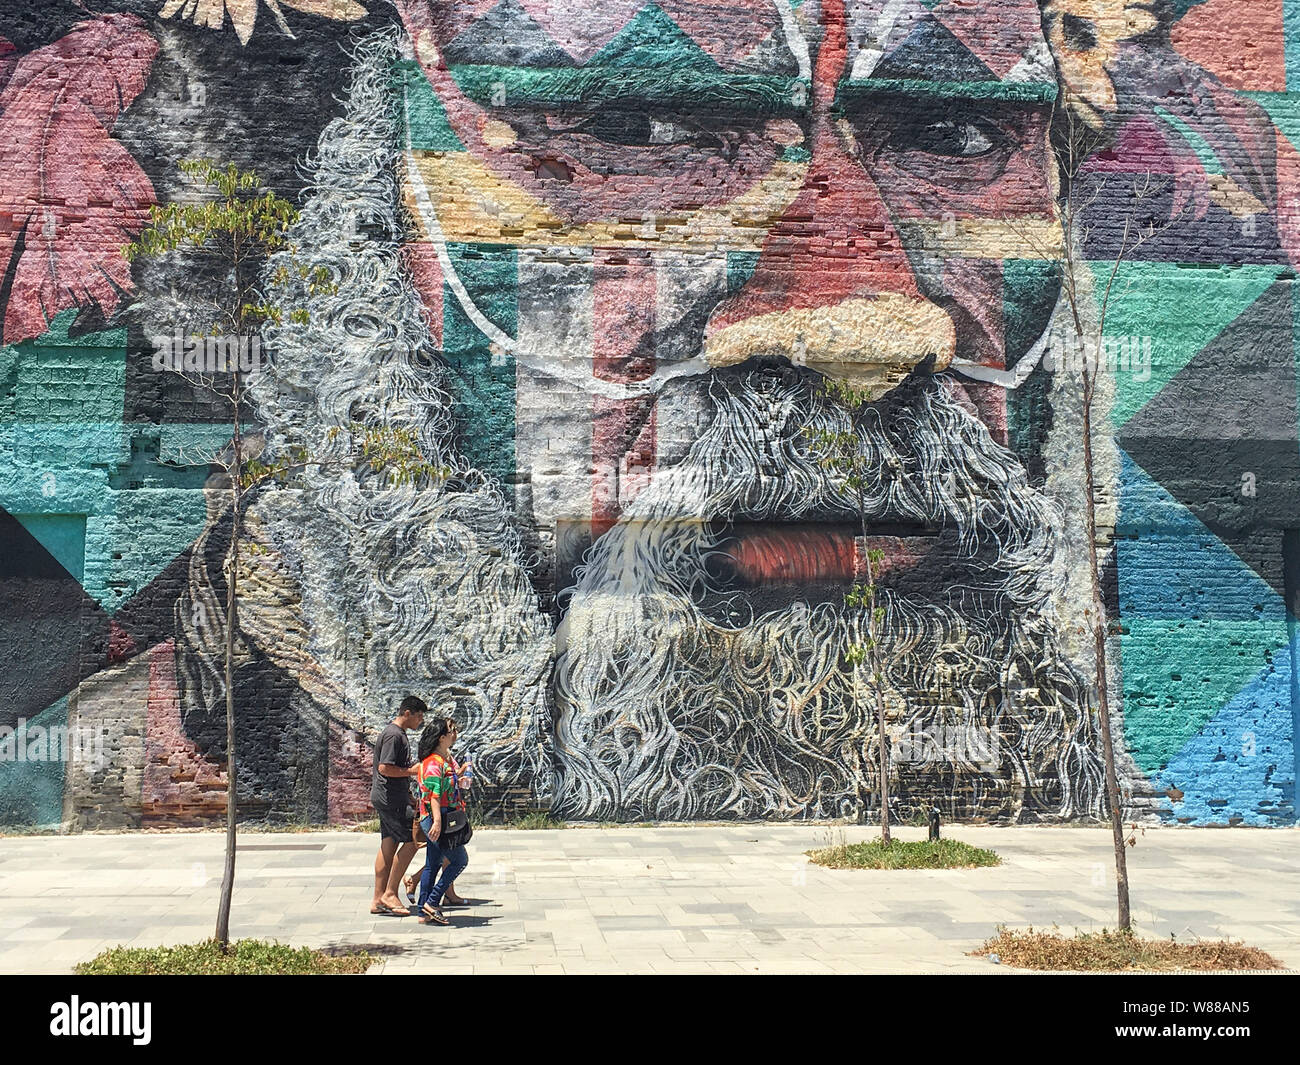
[718,524,934,585]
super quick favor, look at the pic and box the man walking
[371,695,426,916]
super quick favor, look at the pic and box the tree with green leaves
[805,378,894,844]
[125,160,442,949]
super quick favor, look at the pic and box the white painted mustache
[555,369,1105,821]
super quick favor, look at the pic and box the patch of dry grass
[76,939,373,975]
[971,927,1283,971]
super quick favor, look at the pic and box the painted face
[397,0,1062,368]
[388,0,1077,669]
[225,12,1103,823]
[396,0,1065,559]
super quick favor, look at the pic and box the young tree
[1033,105,1175,932]
[805,379,894,844]
[126,160,440,949]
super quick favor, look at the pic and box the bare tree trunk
[875,679,889,845]
[1079,363,1131,931]
[215,370,242,950]
[855,473,890,844]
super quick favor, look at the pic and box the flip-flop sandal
[371,903,411,917]
[420,904,450,925]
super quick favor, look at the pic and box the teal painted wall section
[1287,0,1300,90]
[0,313,226,614]
[442,243,518,489]
[0,697,71,828]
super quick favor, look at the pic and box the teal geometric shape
[5,309,125,424]
[1287,0,1300,92]
[1004,259,1062,359]
[1241,91,1300,152]
[446,64,801,112]
[11,513,85,581]
[1117,451,1290,773]
[1,314,225,613]
[1,309,129,471]
[1087,262,1281,428]
[1153,640,1295,825]
[1154,107,1224,175]
[0,696,70,827]
[82,425,225,612]
[397,59,466,153]
[726,251,760,295]
[442,243,517,488]
[1003,259,1060,467]
[589,5,721,70]
[1122,617,1289,774]
[82,487,213,615]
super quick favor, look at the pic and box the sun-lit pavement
[0,824,1296,974]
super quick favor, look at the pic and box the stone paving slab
[0,825,1297,974]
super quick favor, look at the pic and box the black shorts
[377,802,415,843]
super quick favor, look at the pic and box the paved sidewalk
[0,825,1297,974]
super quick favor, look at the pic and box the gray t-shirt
[370,722,412,811]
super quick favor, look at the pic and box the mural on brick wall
[0,0,1296,828]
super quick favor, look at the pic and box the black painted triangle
[1121,282,1300,596]
[870,15,998,83]
[0,508,109,725]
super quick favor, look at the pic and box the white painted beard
[553,368,1107,822]
[178,30,556,809]
[175,31,1104,824]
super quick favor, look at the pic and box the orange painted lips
[719,525,934,585]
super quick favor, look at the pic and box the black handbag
[435,762,472,846]
[440,808,472,847]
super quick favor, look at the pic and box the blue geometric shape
[1152,635,1296,826]
[1117,450,1282,621]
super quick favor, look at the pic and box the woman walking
[414,716,472,926]
[406,745,471,907]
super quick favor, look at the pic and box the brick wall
[0,1,1295,827]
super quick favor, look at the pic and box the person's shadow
[443,914,495,927]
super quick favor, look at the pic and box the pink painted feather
[0,15,158,344]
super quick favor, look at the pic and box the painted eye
[573,111,704,147]
[571,111,729,150]
[906,120,997,158]
[648,118,695,145]
[575,110,657,145]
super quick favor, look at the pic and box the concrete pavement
[0,824,1296,974]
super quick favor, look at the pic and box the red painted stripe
[403,240,445,347]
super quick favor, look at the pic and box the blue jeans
[417,814,470,909]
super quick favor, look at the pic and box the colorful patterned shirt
[417,752,465,820]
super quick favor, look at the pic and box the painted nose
[704,0,955,398]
